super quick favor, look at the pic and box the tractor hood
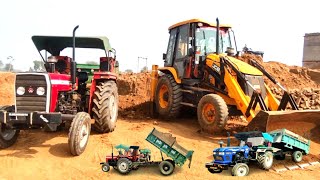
[213,146,249,153]
[32,36,112,56]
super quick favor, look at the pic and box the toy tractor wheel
[231,163,249,176]
[208,168,222,173]
[165,159,175,168]
[117,158,132,174]
[257,151,273,170]
[159,160,175,176]
[101,163,110,172]
[68,112,91,156]
[92,81,118,133]
[0,106,20,149]
[292,151,303,163]
[155,74,182,119]
[197,94,228,134]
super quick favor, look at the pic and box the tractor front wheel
[197,94,228,134]
[68,112,91,156]
[292,151,303,163]
[0,106,20,149]
[231,163,249,176]
[92,81,118,133]
[155,74,182,119]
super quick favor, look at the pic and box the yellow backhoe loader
[150,18,320,135]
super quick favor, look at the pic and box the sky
[0,0,319,72]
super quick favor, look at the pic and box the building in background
[303,33,320,69]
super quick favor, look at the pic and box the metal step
[181,89,194,94]
[180,102,196,108]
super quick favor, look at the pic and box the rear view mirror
[162,53,167,60]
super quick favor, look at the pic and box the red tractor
[0,26,119,155]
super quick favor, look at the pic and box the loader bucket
[247,110,320,141]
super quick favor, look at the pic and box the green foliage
[125,69,133,73]
[33,60,45,71]
[85,61,99,65]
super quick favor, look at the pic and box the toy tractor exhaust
[248,110,320,137]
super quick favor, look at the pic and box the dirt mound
[0,72,15,106]
[117,72,151,118]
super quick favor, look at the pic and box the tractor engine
[57,92,83,114]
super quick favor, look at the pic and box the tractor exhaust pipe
[71,25,79,90]
[216,18,220,55]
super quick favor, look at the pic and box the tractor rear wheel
[0,106,20,149]
[257,151,273,170]
[155,74,182,119]
[197,94,228,134]
[68,112,91,156]
[117,158,132,174]
[92,81,118,133]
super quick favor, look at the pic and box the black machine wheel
[68,112,91,156]
[292,151,303,163]
[117,158,132,174]
[197,94,228,134]
[231,163,249,176]
[155,74,182,119]
[208,168,223,173]
[257,151,273,170]
[0,106,20,149]
[101,163,110,172]
[159,160,175,176]
[92,81,118,133]
[165,159,175,168]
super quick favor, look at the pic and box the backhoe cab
[151,18,320,134]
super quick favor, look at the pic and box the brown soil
[1,57,320,179]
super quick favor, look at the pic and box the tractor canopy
[115,144,130,151]
[32,36,112,56]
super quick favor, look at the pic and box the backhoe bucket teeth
[247,110,320,139]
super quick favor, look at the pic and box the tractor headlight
[17,87,25,95]
[213,152,217,155]
[218,152,225,155]
[36,87,45,95]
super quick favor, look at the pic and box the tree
[4,63,13,71]
[85,61,99,65]
[125,69,133,73]
[0,60,3,69]
[33,60,45,71]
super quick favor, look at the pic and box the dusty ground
[1,55,320,179]
[1,117,320,180]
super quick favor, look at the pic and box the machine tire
[165,159,176,168]
[159,160,175,176]
[208,168,223,173]
[101,163,110,172]
[155,74,182,119]
[68,112,91,156]
[92,81,118,133]
[292,151,303,163]
[197,94,228,134]
[117,158,132,174]
[257,151,273,170]
[0,106,20,149]
[231,163,249,176]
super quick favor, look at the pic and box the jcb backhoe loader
[150,18,320,135]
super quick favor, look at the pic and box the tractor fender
[158,67,181,84]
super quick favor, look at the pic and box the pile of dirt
[0,72,15,106]
[117,72,151,118]
[238,53,320,89]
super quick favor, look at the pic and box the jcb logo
[212,64,220,73]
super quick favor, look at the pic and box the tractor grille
[15,74,48,112]
[214,155,223,161]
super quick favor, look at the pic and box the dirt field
[1,56,320,179]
